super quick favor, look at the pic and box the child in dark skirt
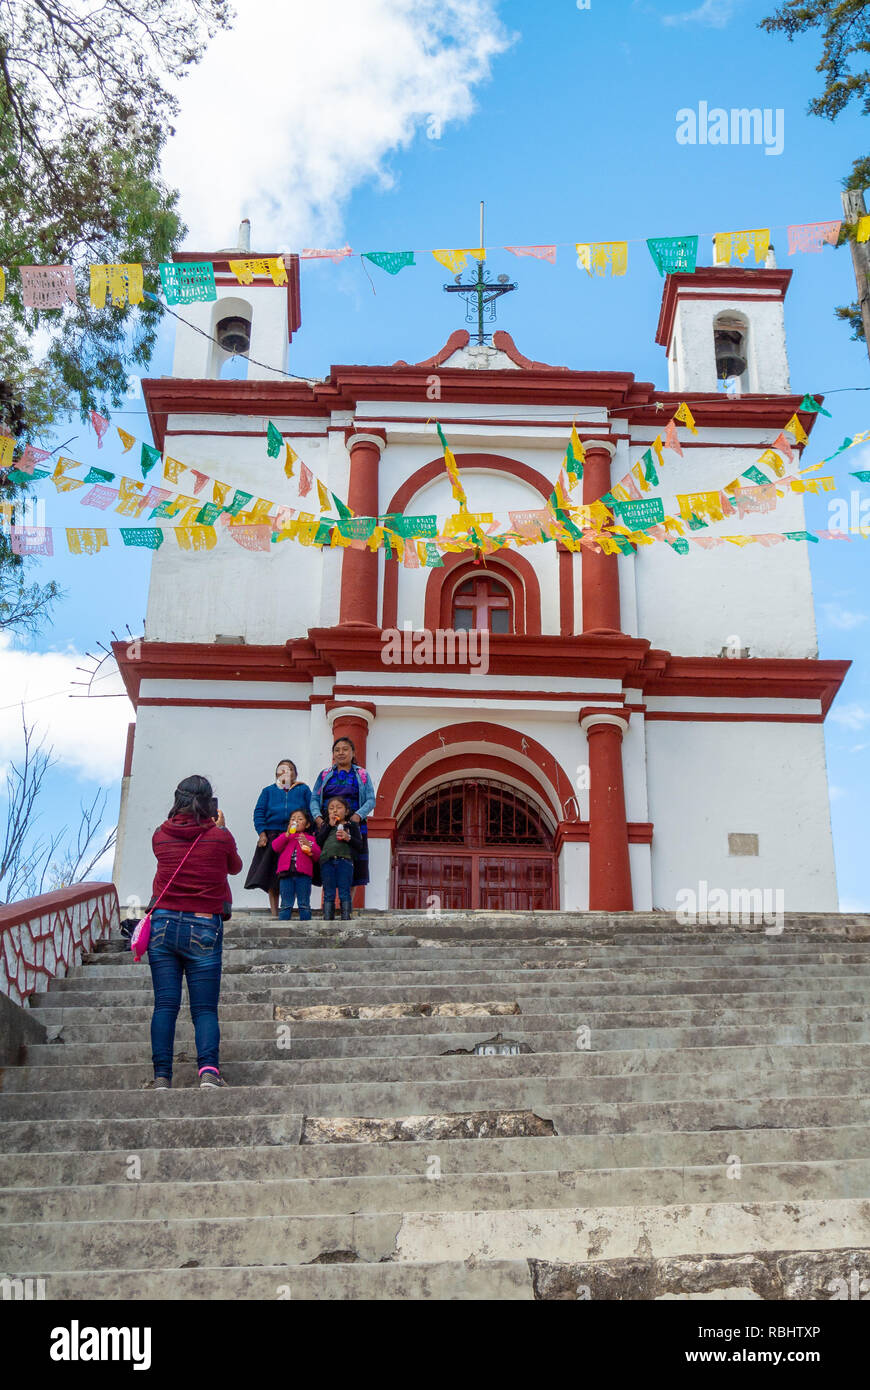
[272,809,320,921]
[315,796,362,921]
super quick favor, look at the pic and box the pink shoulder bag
[131,828,212,963]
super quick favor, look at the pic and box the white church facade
[113,240,848,914]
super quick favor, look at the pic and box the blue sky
[4,0,869,906]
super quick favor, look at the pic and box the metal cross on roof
[442,202,517,345]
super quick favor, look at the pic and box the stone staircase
[2,910,870,1300]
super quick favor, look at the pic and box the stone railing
[0,882,119,1006]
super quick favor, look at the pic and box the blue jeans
[321,857,354,910]
[279,874,312,920]
[147,910,223,1079]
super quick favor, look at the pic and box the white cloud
[661,0,737,26]
[162,0,512,247]
[829,702,870,732]
[821,602,868,631]
[0,634,133,786]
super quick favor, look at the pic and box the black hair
[169,775,217,824]
[331,737,357,765]
[289,807,312,830]
[276,759,297,780]
[326,795,351,816]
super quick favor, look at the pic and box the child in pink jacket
[272,809,321,921]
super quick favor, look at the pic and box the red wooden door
[392,780,556,911]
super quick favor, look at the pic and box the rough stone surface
[301,1112,557,1144]
[530,1248,870,1300]
[275,1001,521,1022]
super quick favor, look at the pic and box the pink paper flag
[664,419,683,456]
[10,527,53,556]
[189,470,209,495]
[815,530,853,541]
[755,533,785,547]
[227,524,273,551]
[770,431,793,463]
[786,221,841,255]
[301,246,353,263]
[20,265,77,309]
[402,539,420,568]
[90,411,110,448]
[691,537,721,549]
[621,474,642,500]
[79,484,119,510]
[505,245,557,264]
[272,505,296,530]
[298,463,314,497]
[17,444,53,476]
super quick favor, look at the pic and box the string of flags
[2,392,870,560]
[1,214,869,308]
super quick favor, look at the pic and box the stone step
[28,999,870,1038]
[7,1041,870,1094]
[3,1094,870,1153]
[4,1124,870,1188]
[1,1261,535,1301]
[3,1064,870,1117]
[23,1020,870,1066]
[5,1196,869,1271]
[20,1248,870,1300]
[6,1157,870,1226]
[44,960,870,991]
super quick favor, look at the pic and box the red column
[581,442,621,633]
[339,431,385,626]
[580,709,632,910]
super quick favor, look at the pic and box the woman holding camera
[147,774,242,1090]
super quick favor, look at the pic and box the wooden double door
[392,779,557,911]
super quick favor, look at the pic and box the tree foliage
[0,0,232,632]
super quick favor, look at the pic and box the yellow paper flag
[163,456,185,485]
[0,435,13,469]
[228,256,288,286]
[0,267,5,303]
[66,527,109,555]
[856,216,870,244]
[784,413,808,445]
[90,263,144,308]
[117,428,136,454]
[757,448,786,478]
[674,402,698,435]
[175,526,218,551]
[284,443,297,479]
[316,479,331,512]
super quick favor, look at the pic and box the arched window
[452,574,513,633]
[713,312,749,391]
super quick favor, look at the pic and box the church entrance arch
[392,778,557,911]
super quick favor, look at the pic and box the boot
[322,900,335,921]
[340,901,352,921]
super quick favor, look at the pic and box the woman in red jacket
[147,775,242,1090]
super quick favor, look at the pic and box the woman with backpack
[145,775,242,1090]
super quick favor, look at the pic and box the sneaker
[199,1069,227,1088]
[146,1076,171,1090]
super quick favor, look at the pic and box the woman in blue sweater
[244,760,313,917]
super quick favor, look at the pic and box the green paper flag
[641,449,658,486]
[798,394,831,418]
[83,466,114,484]
[646,236,699,276]
[337,517,376,540]
[741,465,770,485]
[6,468,50,483]
[612,534,636,554]
[783,530,819,542]
[825,437,853,461]
[140,443,161,478]
[314,519,334,546]
[686,511,709,531]
[331,491,352,520]
[392,514,437,539]
[362,251,416,275]
[850,470,870,483]
[159,261,216,305]
[266,421,283,458]
[149,499,179,520]
[423,542,444,567]
[565,437,584,483]
[195,501,223,526]
[120,527,164,549]
[223,488,253,516]
[553,505,583,541]
[668,537,690,555]
[600,491,618,511]
[617,496,665,529]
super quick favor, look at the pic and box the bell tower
[168,219,301,381]
[655,257,792,395]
